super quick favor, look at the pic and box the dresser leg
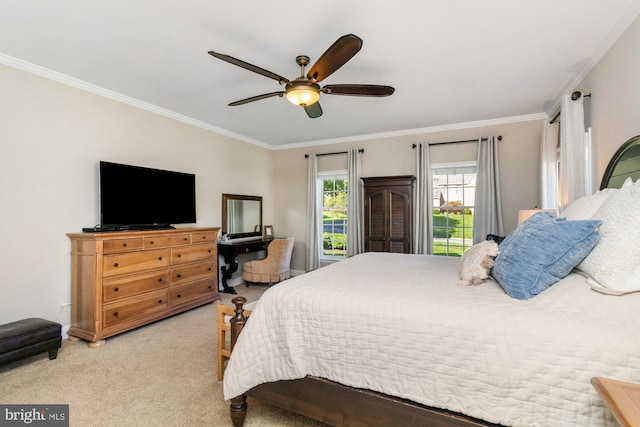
[88,339,106,348]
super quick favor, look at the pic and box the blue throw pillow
[491,212,602,300]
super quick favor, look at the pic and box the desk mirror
[222,194,263,239]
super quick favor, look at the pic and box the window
[432,162,477,256]
[319,172,348,259]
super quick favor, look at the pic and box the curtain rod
[549,91,591,124]
[304,148,364,158]
[412,135,502,148]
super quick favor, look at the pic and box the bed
[223,134,640,427]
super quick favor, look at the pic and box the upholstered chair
[242,237,294,286]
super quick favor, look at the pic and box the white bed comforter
[223,252,640,426]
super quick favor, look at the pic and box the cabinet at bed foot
[67,227,220,345]
[363,176,414,254]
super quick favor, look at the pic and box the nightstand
[592,377,640,427]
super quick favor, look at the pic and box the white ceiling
[1,1,639,148]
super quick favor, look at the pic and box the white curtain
[473,137,504,243]
[558,94,586,211]
[584,127,594,195]
[346,149,364,257]
[413,143,433,254]
[540,120,560,211]
[305,153,320,271]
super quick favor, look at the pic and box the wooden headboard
[600,134,640,189]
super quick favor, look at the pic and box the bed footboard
[228,296,249,427]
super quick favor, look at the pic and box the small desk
[217,238,272,294]
[592,377,640,427]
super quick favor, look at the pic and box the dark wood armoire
[362,175,415,254]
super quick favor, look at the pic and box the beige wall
[0,63,274,326]
[273,119,543,272]
[579,14,640,184]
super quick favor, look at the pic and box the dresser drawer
[103,248,170,277]
[171,244,215,265]
[103,270,169,302]
[242,241,268,253]
[144,234,191,248]
[171,261,216,286]
[169,280,217,308]
[103,289,168,327]
[103,238,144,254]
[192,231,217,243]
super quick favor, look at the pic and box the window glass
[432,162,477,256]
[319,173,348,258]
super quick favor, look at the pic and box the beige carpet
[0,285,325,427]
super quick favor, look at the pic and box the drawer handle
[177,274,182,278]
[113,312,119,317]
[113,262,119,267]
[208,249,212,253]
[245,248,249,253]
[177,294,182,298]
[150,241,154,244]
[158,299,163,304]
[158,278,163,282]
[208,267,212,271]
[114,287,119,292]
[158,257,163,261]
[184,238,189,241]
[122,243,127,247]
[177,254,182,258]
[208,285,212,289]
[202,236,207,240]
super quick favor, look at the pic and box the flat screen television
[99,161,196,229]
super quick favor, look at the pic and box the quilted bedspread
[223,252,640,426]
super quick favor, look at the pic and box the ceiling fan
[208,34,395,119]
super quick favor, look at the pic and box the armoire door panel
[389,191,409,240]
[367,241,386,252]
[367,190,386,239]
[390,241,407,253]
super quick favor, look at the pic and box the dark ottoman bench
[0,318,62,366]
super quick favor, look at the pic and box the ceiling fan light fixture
[286,83,320,107]
[210,34,392,118]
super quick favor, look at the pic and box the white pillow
[560,177,633,220]
[577,180,640,294]
[560,188,616,220]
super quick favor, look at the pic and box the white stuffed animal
[458,240,500,286]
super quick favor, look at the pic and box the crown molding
[274,113,548,151]
[544,1,640,117]
[0,53,271,150]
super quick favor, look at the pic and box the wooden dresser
[67,227,220,347]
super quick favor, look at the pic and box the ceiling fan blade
[323,84,395,97]
[307,34,362,83]
[304,102,323,119]
[229,91,285,106]
[208,51,289,84]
